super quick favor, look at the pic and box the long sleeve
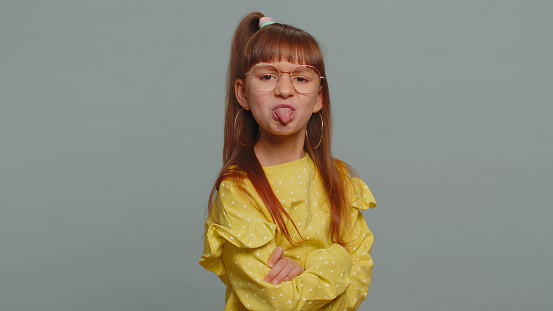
[322,177,377,310]
[222,236,352,310]
[200,181,354,311]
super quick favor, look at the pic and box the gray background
[1,1,551,310]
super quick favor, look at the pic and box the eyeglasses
[245,64,325,94]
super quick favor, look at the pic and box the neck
[254,130,306,167]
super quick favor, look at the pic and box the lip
[272,104,296,111]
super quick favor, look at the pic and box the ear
[235,79,249,109]
[313,88,323,113]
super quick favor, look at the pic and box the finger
[264,256,287,283]
[268,246,283,268]
[283,266,304,282]
[271,260,297,285]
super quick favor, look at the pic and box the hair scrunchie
[259,17,274,29]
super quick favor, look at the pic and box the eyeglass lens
[248,64,321,94]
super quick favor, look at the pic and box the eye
[259,74,277,81]
[293,76,310,83]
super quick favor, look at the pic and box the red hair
[208,12,356,245]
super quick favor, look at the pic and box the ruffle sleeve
[199,179,276,276]
[199,221,276,276]
[351,177,377,210]
[325,176,376,310]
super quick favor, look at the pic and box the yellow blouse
[199,155,376,310]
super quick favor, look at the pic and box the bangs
[243,24,324,73]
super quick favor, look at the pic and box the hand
[264,246,304,285]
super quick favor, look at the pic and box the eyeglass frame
[244,63,325,94]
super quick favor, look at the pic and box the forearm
[324,257,373,310]
[223,242,353,310]
[326,209,375,310]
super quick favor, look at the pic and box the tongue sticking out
[272,107,296,124]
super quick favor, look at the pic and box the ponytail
[224,12,264,162]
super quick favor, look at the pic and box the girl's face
[235,61,323,140]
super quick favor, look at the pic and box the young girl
[199,12,376,310]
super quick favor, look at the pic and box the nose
[274,72,295,98]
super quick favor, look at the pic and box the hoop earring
[234,107,259,147]
[306,110,324,149]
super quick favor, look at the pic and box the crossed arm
[255,211,374,310]
[220,234,353,311]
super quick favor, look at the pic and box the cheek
[245,94,270,122]
[305,95,321,111]
[246,91,270,110]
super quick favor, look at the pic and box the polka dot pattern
[199,155,376,310]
